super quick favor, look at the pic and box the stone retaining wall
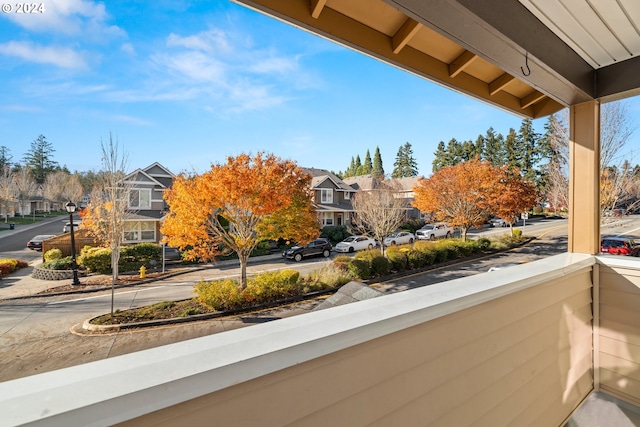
[32,266,87,281]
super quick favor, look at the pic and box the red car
[600,237,640,256]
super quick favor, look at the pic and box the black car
[26,234,56,251]
[283,238,332,262]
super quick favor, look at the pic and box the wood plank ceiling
[233,0,640,120]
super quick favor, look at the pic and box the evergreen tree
[363,149,373,174]
[517,118,542,183]
[344,156,356,178]
[432,141,447,172]
[22,135,59,184]
[482,127,505,166]
[372,146,384,178]
[460,140,477,161]
[446,138,462,165]
[474,135,486,160]
[0,146,12,171]
[504,128,520,170]
[354,155,363,176]
[392,142,419,178]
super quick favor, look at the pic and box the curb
[79,288,339,333]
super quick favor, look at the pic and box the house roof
[302,167,353,191]
[123,163,175,189]
[342,175,379,191]
[343,174,423,192]
[234,0,640,118]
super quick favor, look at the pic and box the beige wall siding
[598,265,640,405]
[118,269,593,427]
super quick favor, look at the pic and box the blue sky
[1,1,638,177]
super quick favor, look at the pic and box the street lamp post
[65,201,81,286]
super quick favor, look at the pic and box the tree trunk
[461,227,468,242]
[238,251,249,290]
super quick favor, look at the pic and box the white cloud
[4,0,124,39]
[120,43,135,55]
[144,27,309,113]
[0,41,86,69]
[166,29,231,53]
[109,114,152,125]
[0,104,44,112]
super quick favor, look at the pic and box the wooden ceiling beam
[449,50,478,78]
[310,0,327,19]
[392,18,422,54]
[489,73,515,96]
[520,90,546,109]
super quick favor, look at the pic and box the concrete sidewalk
[0,252,285,300]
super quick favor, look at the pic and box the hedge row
[334,237,495,280]
[74,243,173,274]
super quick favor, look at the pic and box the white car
[334,235,377,253]
[415,223,453,240]
[383,231,415,246]
[490,217,511,227]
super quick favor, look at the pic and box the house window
[124,221,156,242]
[344,192,350,200]
[321,212,334,226]
[129,189,151,209]
[320,189,333,204]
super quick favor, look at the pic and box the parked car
[415,223,453,240]
[63,221,82,233]
[383,231,415,246]
[334,235,376,253]
[26,234,56,251]
[163,246,182,263]
[489,217,511,227]
[283,238,332,262]
[600,236,640,256]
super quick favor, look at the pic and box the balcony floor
[566,392,640,427]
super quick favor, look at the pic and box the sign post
[521,212,529,235]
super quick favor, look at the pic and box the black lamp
[65,201,81,286]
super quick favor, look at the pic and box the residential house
[303,168,354,228]
[344,174,424,221]
[5,1,640,425]
[121,162,175,244]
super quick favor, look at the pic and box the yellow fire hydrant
[139,265,146,279]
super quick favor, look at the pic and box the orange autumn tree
[161,152,320,290]
[492,167,539,234]
[412,159,500,241]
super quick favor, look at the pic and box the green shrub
[348,258,371,279]
[400,218,426,234]
[371,255,391,276]
[332,255,352,272]
[195,278,243,311]
[245,269,300,302]
[385,246,408,272]
[354,249,390,277]
[304,263,353,290]
[251,241,272,257]
[41,256,74,270]
[477,237,491,250]
[512,228,523,239]
[78,246,112,274]
[406,248,428,269]
[320,225,351,244]
[44,248,62,262]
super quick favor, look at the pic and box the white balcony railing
[3,252,640,426]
